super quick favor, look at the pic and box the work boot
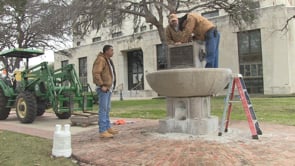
[99,131,114,138]
[107,128,119,135]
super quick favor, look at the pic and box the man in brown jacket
[92,45,118,138]
[165,13,183,45]
[166,13,220,68]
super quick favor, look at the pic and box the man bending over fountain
[165,13,220,68]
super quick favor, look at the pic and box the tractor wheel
[37,103,46,116]
[55,93,72,119]
[16,91,37,123]
[0,88,11,120]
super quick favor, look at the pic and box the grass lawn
[111,98,166,119]
[0,130,77,166]
[110,96,295,126]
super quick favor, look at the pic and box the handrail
[131,81,143,90]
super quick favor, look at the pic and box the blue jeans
[205,28,220,68]
[96,88,112,133]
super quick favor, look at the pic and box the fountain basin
[146,68,232,97]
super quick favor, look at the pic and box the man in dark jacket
[92,45,118,138]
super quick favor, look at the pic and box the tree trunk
[0,57,8,70]
[155,24,167,44]
[0,53,23,75]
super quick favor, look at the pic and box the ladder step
[228,100,241,103]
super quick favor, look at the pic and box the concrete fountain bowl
[146,68,232,97]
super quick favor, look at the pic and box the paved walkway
[0,111,97,139]
[1,112,295,165]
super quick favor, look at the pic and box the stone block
[166,97,211,120]
[188,116,219,135]
[167,42,206,69]
[159,96,218,135]
[71,114,98,127]
[158,116,218,135]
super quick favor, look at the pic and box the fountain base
[158,97,218,135]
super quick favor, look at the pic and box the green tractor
[0,48,94,123]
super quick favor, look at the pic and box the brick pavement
[72,119,295,166]
[1,112,295,166]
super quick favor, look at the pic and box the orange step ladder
[218,74,262,139]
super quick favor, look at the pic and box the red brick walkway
[72,119,295,166]
[1,112,295,165]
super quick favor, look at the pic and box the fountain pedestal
[146,67,232,135]
[159,97,218,135]
[146,42,232,135]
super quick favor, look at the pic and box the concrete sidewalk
[0,111,97,139]
[1,112,295,165]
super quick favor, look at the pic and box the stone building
[54,0,295,98]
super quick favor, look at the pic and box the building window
[149,24,153,30]
[111,10,122,25]
[73,21,82,35]
[61,60,68,68]
[92,37,101,43]
[238,29,263,93]
[249,1,260,9]
[156,44,168,70]
[78,57,87,87]
[127,50,144,90]
[112,31,122,38]
[134,27,139,33]
[61,60,69,85]
[201,10,219,18]
[140,26,147,32]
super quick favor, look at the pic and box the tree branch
[281,15,295,31]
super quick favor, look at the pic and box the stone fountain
[146,42,232,135]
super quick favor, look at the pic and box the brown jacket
[179,13,215,41]
[165,25,185,44]
[92,52,116,90]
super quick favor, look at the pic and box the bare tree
[281,15,295,31]
[70,0,258,43]
[0,0,72,72]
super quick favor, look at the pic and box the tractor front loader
[0,48,94,123]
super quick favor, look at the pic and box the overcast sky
[29,50,55,66]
